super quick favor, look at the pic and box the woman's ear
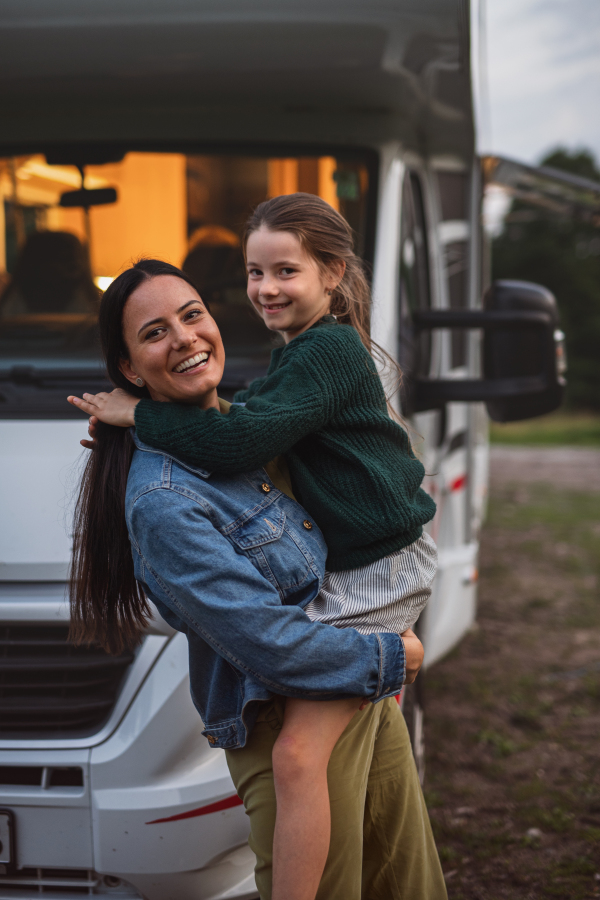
[118,357,142,387]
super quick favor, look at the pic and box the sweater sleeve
[134,326,367,473]
[232,374,268,404]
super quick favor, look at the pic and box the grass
[489,486,600,567]
[490,411,600,446]
[425,477,600,899]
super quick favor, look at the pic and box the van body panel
[0,420,86,580]
[0,0,473,155]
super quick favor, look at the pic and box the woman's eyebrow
[137,300,201,336]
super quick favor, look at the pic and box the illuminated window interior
[0,152,370,369]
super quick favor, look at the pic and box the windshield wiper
[0,364,109,385]
[0,365,113,419]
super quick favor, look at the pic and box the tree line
[492,148,600,411]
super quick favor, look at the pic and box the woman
[69,259,447,900]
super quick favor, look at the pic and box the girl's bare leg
[271,696,362,900]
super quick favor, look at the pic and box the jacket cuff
[373,633,406,701]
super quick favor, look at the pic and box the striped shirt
[304,531,437,635]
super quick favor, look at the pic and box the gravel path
[490,445,600,492]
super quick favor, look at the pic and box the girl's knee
[272,732,325,787]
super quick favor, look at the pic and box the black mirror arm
[413,375,547,409]
[410,307,559,412]
[412,309,553,331]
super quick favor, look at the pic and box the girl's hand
[67,388,139,428]
[400,628,424,684]
[80,415,99,450]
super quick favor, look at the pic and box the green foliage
[492,147,600,410]
[543,148,600,182]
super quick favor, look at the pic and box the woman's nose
[171,326,196,349]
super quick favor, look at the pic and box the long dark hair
[69,259,200,654]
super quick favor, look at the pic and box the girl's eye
[280,267,296,276]
[248,268,262,277]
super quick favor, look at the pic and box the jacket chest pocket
[227,507,316,595]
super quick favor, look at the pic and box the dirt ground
[425,446,600,900]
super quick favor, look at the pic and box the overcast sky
[484,0,600,166]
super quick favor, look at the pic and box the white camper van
[0,1,573,897]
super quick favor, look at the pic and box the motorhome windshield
[0,151,372,416]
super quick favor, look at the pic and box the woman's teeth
[174,351,209,373]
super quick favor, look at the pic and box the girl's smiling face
[119,275,225,409]
[246,227,344,343]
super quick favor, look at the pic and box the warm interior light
[19,159,108,189]
[94,276,115,291]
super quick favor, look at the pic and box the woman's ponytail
[69,422,149,654]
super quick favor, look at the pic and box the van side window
[398,171,431,381]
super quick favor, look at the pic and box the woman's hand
[401,628,424,684]
[67,388,140,428]
[357,627,424,707]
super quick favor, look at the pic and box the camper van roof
[0,0,473,157]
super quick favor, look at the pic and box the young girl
[70,193,437,900]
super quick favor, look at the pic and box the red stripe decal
[449,474,467,493]
[146,794,243,825]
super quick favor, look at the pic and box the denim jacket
[126,432,407,749]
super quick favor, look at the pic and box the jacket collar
[130,428,212,479]
[130,396,234,479]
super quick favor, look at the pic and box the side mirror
[482,280,566,421]
[411,280,566,422]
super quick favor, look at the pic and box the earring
[135,377,145,387]
[326,289,333,296]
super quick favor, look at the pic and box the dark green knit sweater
[135,318,436,571]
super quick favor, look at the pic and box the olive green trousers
[225,696,447,900]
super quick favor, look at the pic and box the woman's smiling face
[119,275,225,409]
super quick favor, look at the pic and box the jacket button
[206,735,216,744]
[261,483,271,493]
[303,520,313,530]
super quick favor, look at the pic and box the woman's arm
[131,486,406,701]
